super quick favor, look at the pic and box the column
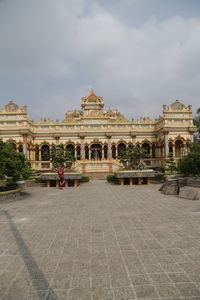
[119,178,124,185]
[74,179,79,187]
[39,149,42,161]
[172,144,175,157]
[102,146,105,159]
[80,137,85,160]
[75,147,77,160]
[165,133,169,157]
[22,134,28,158]
[107,136,112,159]
[55,136,60,145]
[89,148,91,160]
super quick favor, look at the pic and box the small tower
[81,90,104,116]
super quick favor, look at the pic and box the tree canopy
[0,140,32,180]
[178,142,200,176]
[118,145,150,170]
[194,107,200,136]
[49,144,74,169]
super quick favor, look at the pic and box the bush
[154,173,166,181]
[0,182,19,192]
[107,174,117,182]
[178,142,200,176]
[80,176,90,183]
[34,176,44,183]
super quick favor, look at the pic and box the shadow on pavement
[1,210,57,299]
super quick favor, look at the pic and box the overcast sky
[0,0,200,121]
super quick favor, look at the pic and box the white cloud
[0,0,200,119]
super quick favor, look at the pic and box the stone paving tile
[1,182,200,299]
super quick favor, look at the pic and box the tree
[118,145,150,170]
[0,140,32,180]
[166,153,176,173]
[194,107,200,136]
[178,142,200,176]
[49,144,74,170]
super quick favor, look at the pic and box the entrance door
[90,144,102,160]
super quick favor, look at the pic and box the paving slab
[0,181,200,299]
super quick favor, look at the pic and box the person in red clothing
[58,165,65,188]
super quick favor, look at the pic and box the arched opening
[175,140,183,157]
[142,142,150,155]
[41,144,50,161]
[76,145,81,160]
[85,145,89,160]
[91,144,102,160]
[66,144,75,160]
[11,143,16,151]
[103,145,108,160]
[152,144,156,158]
[169,142,173,155]
[117,143,126,157]
[35,146,39,161]
[18,144,23,152]
[112,145,116,159]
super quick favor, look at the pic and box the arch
[66,144,75,159]
[35,146,39,161]
[169,142,173,155]
[103,145,108,160]
[76,145,81,160]
[18,144,23,153]
[41,144,50,161]
[84,145,89,160]
[152,143,156,158]
[117,143,126,157]
[175,140,183,157]
[90,143,102,160]
[10,143,16,151]
[142,142,150,155]
[112,144,116,159]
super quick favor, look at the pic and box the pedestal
[129,178,133,185]
[119,178,124,185]
[74,179,79,187]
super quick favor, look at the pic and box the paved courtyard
[1,181,200,300]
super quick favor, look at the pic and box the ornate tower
[81,90,104,116]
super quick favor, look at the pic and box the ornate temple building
[0,90,196,175]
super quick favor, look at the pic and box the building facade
[0,90,196,174]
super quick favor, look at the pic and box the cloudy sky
[0,0,200,121]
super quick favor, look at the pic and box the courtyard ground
[1,181,200,300]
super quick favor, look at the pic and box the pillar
[47,180,50,187]
[22,134,28,158]
[39,149,42,161]
[80,137,85,160]
[119,178,124,185]
[165,133,169,157]
[138,178,142,185]
[102,147,105,160]
[129,178,133,185]
[74,179,79,187]
[107,136,112,159]
[172,144,175,157]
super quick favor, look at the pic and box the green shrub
[178,142,200,176]
[80,176,90,183]
[154,173,166,181]
[0,182,19,192]
[107,174,117,182]
[34,177,44,183]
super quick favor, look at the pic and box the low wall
[0,189,21,202]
